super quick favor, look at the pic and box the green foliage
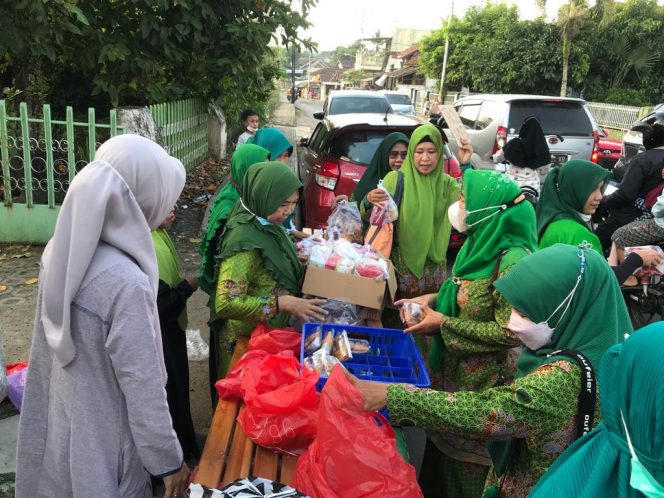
[330,42,360,66]
[0,0,316,116]
[605,88,651,106]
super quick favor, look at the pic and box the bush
[604,88,651,107]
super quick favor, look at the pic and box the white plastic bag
[369,180,399,227]
[327,200,362,236]
[186,329,209,361]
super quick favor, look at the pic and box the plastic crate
[300,323,431,391]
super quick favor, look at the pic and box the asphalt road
[294,99,323,139]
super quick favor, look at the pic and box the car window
[329,130,403,165]
[508,100,594,136]
[329,96,393,115]
[475,101,500,130]
[309,123,325,153]
[458,103,481,129]
[384,94,412,105]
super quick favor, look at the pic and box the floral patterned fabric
[388,360,598,498]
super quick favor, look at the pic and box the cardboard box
[301,262,398,310]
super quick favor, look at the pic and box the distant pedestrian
[428,97,441,120]
[152,210,201,463]
[16,134,189,498]
[237,109,260,146]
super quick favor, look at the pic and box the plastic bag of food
[320,300,359,326]
[354,257,389,281]
[186,329,209,361]
[327,200,362,236]
[332,331,353,362]
[369,180,399,227]
[625,245,664,277]
[401,302,425,326]
[309,244,332,268]
[348,338,371,355]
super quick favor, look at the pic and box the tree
[330,42,361,66]
[0,0,316,118]
[557,0,589,96]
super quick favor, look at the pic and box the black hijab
[503,116,551,169]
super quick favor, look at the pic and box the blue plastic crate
[300,323,431,391]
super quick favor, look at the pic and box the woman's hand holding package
[401,302,446,335]
[278,295,329,322]
[367,187,390,206]
[163,462,190,498]
[345,370,388,411]
[457,138,473,165]
[634,248,664,267]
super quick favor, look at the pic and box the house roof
[386,65,418,79]
[398,44,420,59]
[311,67,346,82]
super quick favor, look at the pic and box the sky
[302,0,569,51]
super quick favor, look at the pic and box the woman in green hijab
[537,159,660,285]
[367,124,464,299]
[213,162,327,378]
[351,244,631,498]
[537,159,612,253]
[531,321,664,497]
[199,144,270,295]
[246,127,293,163]
[396,169,538,498]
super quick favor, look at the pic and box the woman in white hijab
[16,135,189,498]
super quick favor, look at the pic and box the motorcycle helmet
[634,109,664,150]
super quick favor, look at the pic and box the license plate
[551,154,568,165]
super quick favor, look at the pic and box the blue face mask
[240,198,272,226]
[621,411,664,497]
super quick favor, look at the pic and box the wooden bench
[193,337,298,489]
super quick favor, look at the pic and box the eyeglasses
[389,151,408,159]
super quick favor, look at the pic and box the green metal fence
[149,98,208,172]
[0,100,123,243]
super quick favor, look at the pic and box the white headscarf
[40,134,186,371]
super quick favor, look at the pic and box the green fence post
[66,106,75,183]
[0,101,11,206]
[43,104,55,208]
[19,102,33,207]
[88,107,96,161]
[110,109,117,137]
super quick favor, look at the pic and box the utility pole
[439,0,454,100]
[291,45,298,104]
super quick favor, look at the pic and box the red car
[597,128,621,170]
[298,113,462,229]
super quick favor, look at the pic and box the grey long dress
[16,244,183,498]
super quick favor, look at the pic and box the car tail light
[493,126,508,154]
[314,159,339,191]
[591,130,600,163]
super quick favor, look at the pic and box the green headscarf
[247,128,293,161]
[531,322,664,497]
[199,144,269,295]
[218,162,303,295]
[485,244,630,487]
[386,123,459,278]
[430,170,538,370]
[353,132,409,203]
[152,228,188,330]
[536,159,611,240]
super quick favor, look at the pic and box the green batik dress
[426,270,521,498]
[213,250,290,378]
[388,360,598,498]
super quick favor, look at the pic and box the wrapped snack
[354,257,389,280]
[304,350,328,375]
[304,327,323,355]
[402,302,425,326]
[332,331,353,362]
[369,179,399,226]
[325,252,341,271]
[335,256,356,274]
[320,300,359,326]
[321,330,335,354]
[625,245,664,277]
[331,238,359,260]
[348,338,371,355]
[309,244,332,268]
[327,200,363,237]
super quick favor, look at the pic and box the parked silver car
[313,90,393,120]
[444,94,600,169]
[380,91,414,115]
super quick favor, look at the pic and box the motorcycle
[621,274,664,329]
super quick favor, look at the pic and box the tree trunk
[560,34,570,97]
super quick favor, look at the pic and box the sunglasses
[389,151,408,159]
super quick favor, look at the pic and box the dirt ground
[0,157,230,459]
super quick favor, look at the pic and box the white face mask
[621,411,664,497]
[247,126,258,133]
[578,211,592,222]
[447,201,467,232]
[507,269,583,350]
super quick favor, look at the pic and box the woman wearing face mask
[538,159,661,285]
[246,127,294,163]
[350,243,631,498]
[213,162,328,378]
[396,169,538,498]
[366,124,469,301]
[531,321,664,498]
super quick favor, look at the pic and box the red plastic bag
[248,323,302,355]
[293,366,422,498]
[215,350,272,400]
[6,362,28,377]
[238,354,319,455]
